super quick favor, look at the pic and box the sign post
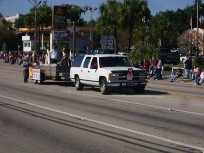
[100,35,114,50]
[52,6,67,49]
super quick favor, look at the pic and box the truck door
[80,56,91,84]
[87,57,99,86]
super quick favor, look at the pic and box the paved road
[0,60,204,153]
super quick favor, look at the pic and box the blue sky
[0,0,194,20]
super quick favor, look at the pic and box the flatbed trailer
[29,64,70,84]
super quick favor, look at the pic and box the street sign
[53,31,67,40]
[100,35,114,49]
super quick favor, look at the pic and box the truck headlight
[109,73,119,80]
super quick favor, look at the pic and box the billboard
[52,6,67,29]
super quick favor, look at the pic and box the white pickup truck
[70,54,148,94]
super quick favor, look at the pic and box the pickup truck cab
[70,54,148,94]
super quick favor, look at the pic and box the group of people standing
[21,44,76,83]
[138,56,163,80]
[45,45,74,66]
[186,57,204,85]
[136,56,163,80]
[182,56,204,85]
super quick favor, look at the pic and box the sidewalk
[154,71,204,86]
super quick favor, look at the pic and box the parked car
[118,52,128,56]
[160,48,180,65]
[180,54,196,63]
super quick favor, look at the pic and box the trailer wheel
[34,80,38,84]
[75,76,83,90]
[38,80,43,85]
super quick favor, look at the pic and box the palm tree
[121,0,150,50]
[97,0,121,53]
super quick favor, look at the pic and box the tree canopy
[1,0,204,64]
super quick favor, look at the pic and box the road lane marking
[63,90,204,117]
[0,94,204,152]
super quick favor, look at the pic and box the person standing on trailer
[49,45,60,64]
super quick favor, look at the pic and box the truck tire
[100,78,109,94]
[75,76,83,90]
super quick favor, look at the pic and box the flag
[190,15,192,29]
[199,15,202,25]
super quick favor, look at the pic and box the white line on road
[0,94,203,152]
[63,90,204,117]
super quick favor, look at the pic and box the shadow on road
[82,87,168,96]
[35,81,74,87]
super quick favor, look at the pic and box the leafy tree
[97,0,121,53]
[28,3,52,30]
[15,15,26,29]
[150,8,191,49]
[128,43,158,65]
[178,29,203,55]
[65,4,86,26]
[0,26,18,51]
[121,0,150,50]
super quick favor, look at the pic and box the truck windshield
[99,56,133,67]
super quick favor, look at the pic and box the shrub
[193,57,204,69]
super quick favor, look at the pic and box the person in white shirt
[68,49,75,66]
[198,70,204,85]
[49,45,59,64]
[191,65,199,80]
[154,57,163,80]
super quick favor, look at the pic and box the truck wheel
[75,76,83,90]
[100,78,109,94]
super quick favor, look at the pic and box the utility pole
[89,7,97,51]
[72,21,76,57]
[196,0,199,58]
[84,6,97,51]
[28,0,41,52]
[67,21,76,57]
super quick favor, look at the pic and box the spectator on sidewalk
[184,56,192,79]
[195,69,203,85]
[170,68,183,82]
[191,65,199,80]
[154,57,162,80]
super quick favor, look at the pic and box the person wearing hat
[22,53,31,83]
